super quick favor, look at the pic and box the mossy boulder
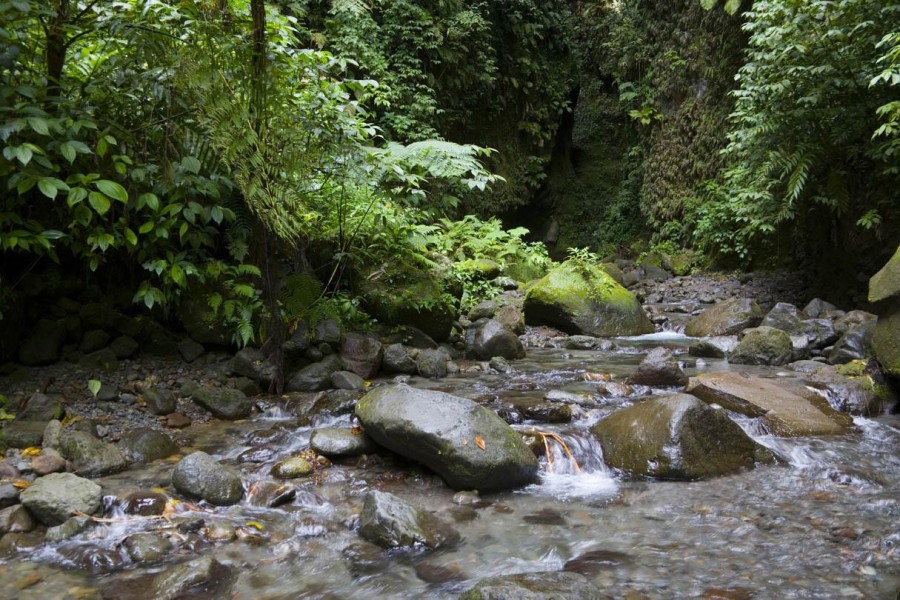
[456,258,501,280]
[591,394,757,479]
[684,297,764,337]
[729,326,793,366]
[523,261,653,337]
[357,263,457,342]
[869,245,900,377]
[355,384,538,491]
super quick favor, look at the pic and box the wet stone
[143,387,176,415]
[30,452,66,475]
[564,549,633,576]
[522,507,567,526]
[415,562,465,584]
[310,427,378,457]
[246,481,296,508]
[151,556,235,600]
[45,515,91,542]
[271,456,313,479]
[120,491,168,516]
[57,545,127,573]
[124,532,173,563]
[0,505,34,535]
[172,451,243,506]
[461,571,601,600]
[358,490,460,550]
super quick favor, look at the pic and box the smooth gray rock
[761,303,804,335]
[689,336,738,359]
[310,427,378,457]
[19,473,102,526]
[124,532,173,563]
[45,515,91,542]
[829,320,876,365]
[109,335,139,359]
[468,301,497,321]
[684,297,764,337]
[118,428,178,463]
[803,298,839,319]
[340,334,383,379]
[192,386,252,420]
[331,370,366,391]
[58,429,127,476]
[177,338,205,363]
[382,344,418,374]
[152,556,235,600]
[286,354,343,392]
[0,504,34,534]
[626,347,688,387]
[143,387,176,415]
[415,349,449,379]
[172,451,243,505]
[355,384,538,491]
[465,319,525,361]
[358,490,459,550]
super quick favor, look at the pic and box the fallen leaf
[16,573,42,590]
[351,426,363,436]
[21,447,41,458]
[474,435,486,450]
[246,520,264,530]
[461,439,469,445]
[11,479,31,489]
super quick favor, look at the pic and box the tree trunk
[46,0,70,98]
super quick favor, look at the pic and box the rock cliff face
[870,245,900,378]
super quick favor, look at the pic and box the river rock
[684,297,764,337]
[177,338,205,363]
[523,260,653,337]
[31,451,66,475]
[79,329,111,354]
[118,428,178,463]
[465,319,525,360]
[591,394,757,479]
[310,427,378,457]
[689,336,738,358]
[19,319,67,365]
[331,370,366,391]
[729,327,793,366]
[340,334,383,379]
[803,298,839,319]
[416,349,449,378]
[0,483,19,508]
[461,571,601,600]
[761,302,804,335]
[828,320,876,365]
[686,372,853,436]
[124,532,173,563]
[801,318,839,349]
[19,473,102,526]
[286,354,343,392]
[172,452,243,505]
[18,392,65,421]
[192,386,252,420]
[152,556,235,600]
[355,384,538,491]
[271,456,313,479]
[120,491,168,516]
[469,300,497,321]
[358,490,460,549]
[834,309,875,335]
[382,344,418,374]
[626,347,688,386]
[45,515,91,542]
[109,335,139,359]
[495,305,526,335]
[0,505,34,534]
[0,421,47,448]
[58,429,128,476]
[143,387,176,415]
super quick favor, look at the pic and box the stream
[1,332,899,599]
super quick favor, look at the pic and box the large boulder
[869,246,900,377]
[358,490,459,550]
[19,473,102,526]
[357,263,456,342]
[523,260,653,337]
[192,387,252,420]
[684,298,764,338]
[19,318,67,365]
[626,347,688,387]
[461,572,600,600]
[58,429,128,476]
[118,428,179,463]
[465,319,525,360]
[760,303,804,335]
[172,451,243,505]
[355,384,538,491]
[591,394,757,479]
[686,372,853,436]
[17,392,65,421]
[286,354,343,392]
[729,326,794,366]
[382,344,418,374]
[340,334,383,379]
[415,348,449,379]
[828,320,876,365]
[688,336,738,359]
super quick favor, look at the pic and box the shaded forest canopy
[1,0,898,353]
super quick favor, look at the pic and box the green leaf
[724,0,740,14]
[170,263,186,286]
[139,193,159,211]
[96,180,128,203]
[124,228,138,246]
[138,221,154,234]
[67,187,87,206]
[28,118,49,136]
[88,191,111,215]
[38,178,58,199]
[182,156,201,174]
[14,145,33,166]
[88,379,102,397]
[700,0,717,9]
[60,142,76,163]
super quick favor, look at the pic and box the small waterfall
[523,430,619,501]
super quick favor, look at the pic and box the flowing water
[2,334,899,599]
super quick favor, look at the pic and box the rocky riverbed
[0,269,898,599]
